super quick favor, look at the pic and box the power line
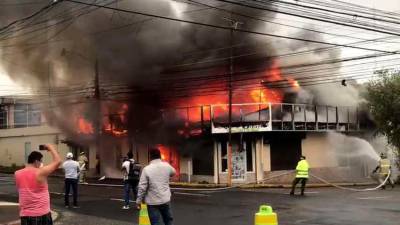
[63,0,397,54]
[187,0,374,42]
[213,0,400,37]
[0,0,61,33]
[251,0,400,26]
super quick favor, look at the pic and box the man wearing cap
[290,156,309,196]
[62,152,80,208]
[373,153,395,189]
[78,152,88,184]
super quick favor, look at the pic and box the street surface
[1,173,399,225]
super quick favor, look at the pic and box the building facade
[0,98,97,174]
[0,99,374,184]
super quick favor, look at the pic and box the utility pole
[93,57,101,175]
[47,62,51,108]
[94,58,100,100]
[224,17,242,187]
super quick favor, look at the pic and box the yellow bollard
[254,205,278,225]
[138,203,151,225]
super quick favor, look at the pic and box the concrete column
[256,138,263,183]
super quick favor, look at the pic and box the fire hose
[171,171,295,192]
[90,170,390,192]
[309,170,392,192]
[173,170,392,192]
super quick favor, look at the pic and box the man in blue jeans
[62,152,80,208]
[121,152,141,209]
[136,148,176,225]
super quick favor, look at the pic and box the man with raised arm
[15,144,61,225]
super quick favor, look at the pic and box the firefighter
[373,153,395,189]
[290,156,309,196]
[78,152,88,184]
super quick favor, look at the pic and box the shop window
[221,141,227,172]
[246,141,253,172]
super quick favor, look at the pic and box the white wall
[0,125,69,167]
[302,133,339,168]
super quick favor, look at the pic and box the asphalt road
[1,173,399,225]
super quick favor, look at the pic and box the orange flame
[102,102,129,137]
[170,59,299,128]
[77,117,94,134]
[157,145,180,179]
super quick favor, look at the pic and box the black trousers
[21,212,53,225]
[65,178,78,206]
[290,178,308,195]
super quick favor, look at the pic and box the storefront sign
[211,123,272,133]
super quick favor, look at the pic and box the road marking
[0,201,18,206]
[173,192,210,197]
[85,183,123,187]
[110,198,135,202]
[0,178,14,181]
[50,192,72,196]
[357,196,390,200]
[283,191,319,195]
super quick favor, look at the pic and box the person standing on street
[290,156,309,196]
[62,152,80,208]
[78,152,88,184]
[136,148,176,225]
[373,153,395,189]
[122,152,141,209]
[15,144,61,225]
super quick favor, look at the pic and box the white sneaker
[122,205,130,210]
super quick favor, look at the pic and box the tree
[366,69,400,168]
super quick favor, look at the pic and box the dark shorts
[21,212,53,225]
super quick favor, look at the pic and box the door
[231,143,246,182]
[270,138,301,171]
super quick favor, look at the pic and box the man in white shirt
[62,152,80,208]
[136,148,176,225]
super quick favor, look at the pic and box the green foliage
[366,69,400,167]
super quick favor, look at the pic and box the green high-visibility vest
[379,159,390,175]
[296,159,309,178]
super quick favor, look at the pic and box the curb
[82,181,377,189]
[0,201,59,225]
[239,182,377,189]
[4,211,59,225]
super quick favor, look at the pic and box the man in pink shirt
[15,144,61,225]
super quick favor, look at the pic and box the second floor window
[14,104,41,128]
[0,106,7,129]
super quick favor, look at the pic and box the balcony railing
[161,103,360,134]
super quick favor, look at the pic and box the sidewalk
[0,202,19,225]
[0,202,58,225]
